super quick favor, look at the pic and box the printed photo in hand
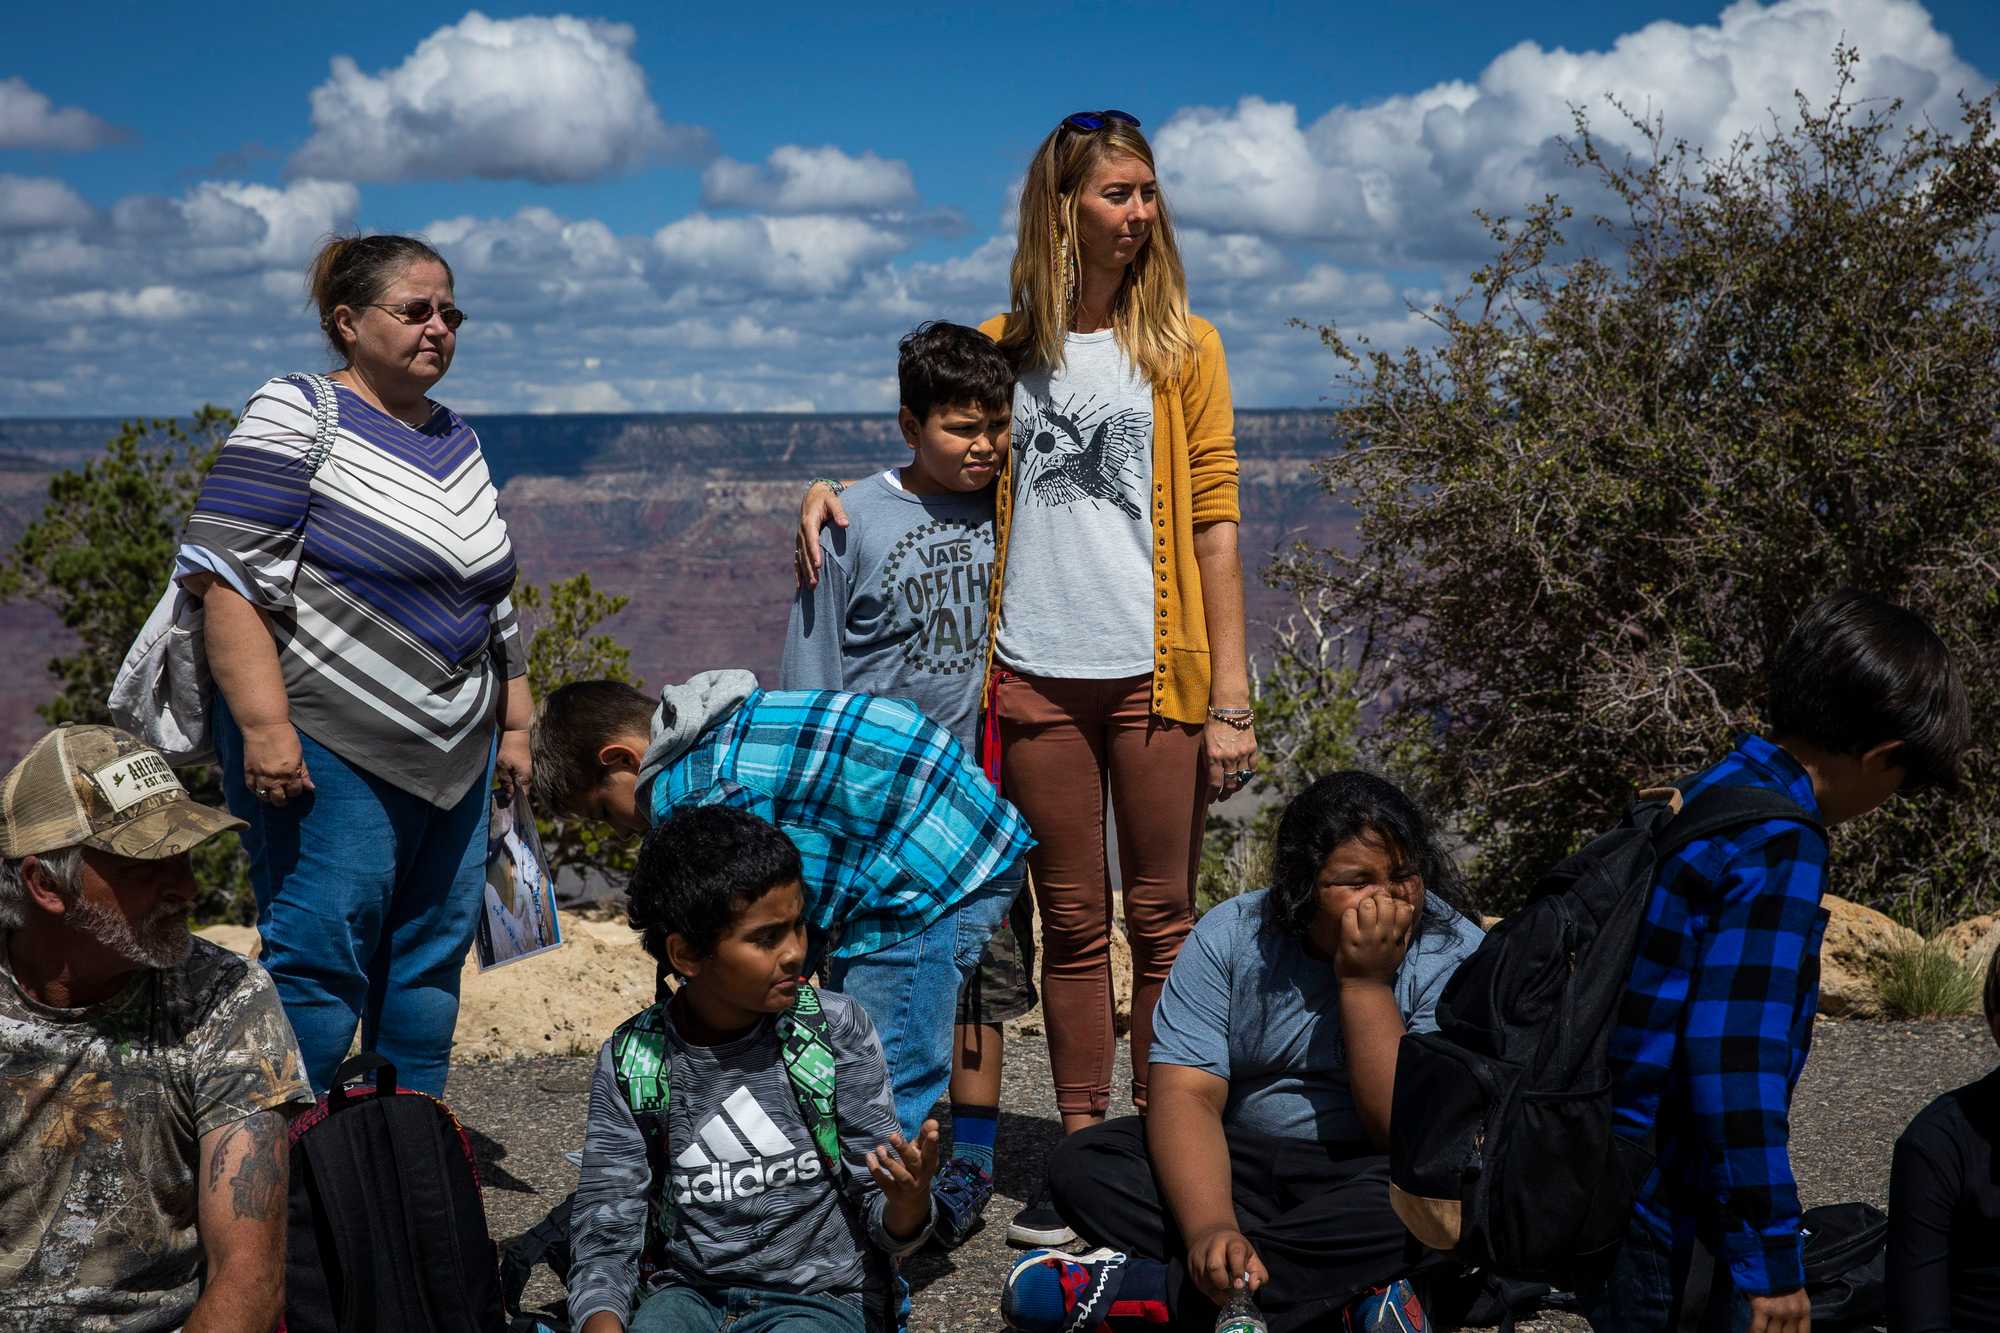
[478,786,564,969]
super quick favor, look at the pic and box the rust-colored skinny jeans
[995,670,1210,1118]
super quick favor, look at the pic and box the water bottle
[1215,1284,1268,1333]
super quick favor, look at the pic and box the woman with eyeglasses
[799,110,1253,1246]
[175,233,530,1097]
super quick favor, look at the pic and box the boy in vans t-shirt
[780,320,1034,1248]
[567,806,938,1332]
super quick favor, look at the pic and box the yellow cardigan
[978,312,1240,724]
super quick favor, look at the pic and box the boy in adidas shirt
[569,806,938,1332]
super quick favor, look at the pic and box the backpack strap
[611,1003,672,1113]
[610,1003,676,1248]
[775,983,842,1174]
[773,987,901,1333]
[1653,784,1824,861]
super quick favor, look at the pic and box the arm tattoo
[208,1111,288,1222]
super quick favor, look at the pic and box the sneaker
[1006,1180,1078,1248]
[1001,1247,1128,1332]
[1345,1278,1427,1333]
[930,1156,995,1249]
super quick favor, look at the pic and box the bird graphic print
[1016,389,1149,518]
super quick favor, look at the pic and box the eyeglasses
[1061,109,1141,133]
[360,299,466,331]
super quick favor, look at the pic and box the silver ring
[1230,769,1254,783]
[255,787,271,797]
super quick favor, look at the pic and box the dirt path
[451,1017,1996,1331]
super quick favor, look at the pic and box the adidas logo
[671,1085,824,1205]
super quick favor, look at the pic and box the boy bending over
[532,673,1031,1153]
[568,805,938,1332]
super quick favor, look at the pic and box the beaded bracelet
[1207,706,1255,732]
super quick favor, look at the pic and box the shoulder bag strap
[301,371,341,478]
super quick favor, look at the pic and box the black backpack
[1801,1202,1888,1329]
[284,1054,508,1333]
[1630,1200,1887,1331]
[1388,784,1821,1284]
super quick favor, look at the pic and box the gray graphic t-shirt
[781,470,994,753]
[566,989,929,1328]
[1150,890,1485,1143]
[0,936,312,1332]
[996,330,1156,678]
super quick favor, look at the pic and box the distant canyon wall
[0,411,1353,761]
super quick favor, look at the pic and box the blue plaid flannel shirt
[1606,734,1830,1295]
[645,688,1033,961]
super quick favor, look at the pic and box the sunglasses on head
[1061,109,1141,133]
[361,299,466,331]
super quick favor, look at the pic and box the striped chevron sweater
[177,374,525,806]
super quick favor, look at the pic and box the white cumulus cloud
[0,174,94,232]
[427,206,642,279]
[290,12,711,183]
[3,0,1990,416]
[528,379,633,412]
[0,77,128,151]
[41,285,205,321]
[702,145,919,213]
[1157,0,1988,265]
[180,180,361,266]
[652,213,910,295]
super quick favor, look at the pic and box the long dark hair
[1264,771,1470,944]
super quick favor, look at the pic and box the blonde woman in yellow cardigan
[797,110,1255,1245]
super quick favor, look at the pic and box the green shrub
[1196,816,1275,914]
[1283,52,2000,924]
[1878,941,1980,1020]
[1196,587,1371,914]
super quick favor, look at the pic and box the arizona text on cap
[0,724,245,860]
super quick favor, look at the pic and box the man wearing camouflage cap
[0,724,311,1332]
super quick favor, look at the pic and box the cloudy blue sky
[3,0,1994,415]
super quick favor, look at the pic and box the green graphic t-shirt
[0,935,310,1331]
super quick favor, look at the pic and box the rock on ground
[197,912,657,1062]
[1936,912,2000,984]
[1817,894,1921,1017]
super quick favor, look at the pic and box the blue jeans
[213,697,493,1097]
[631,1284,867,1332]
[1583,1205,1751,1333]
[822,866,1023,1137]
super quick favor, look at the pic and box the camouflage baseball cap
[0,724,245,860]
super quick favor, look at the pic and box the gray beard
[70,896,194,970]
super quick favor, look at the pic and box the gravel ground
[451,1017,1997,1331]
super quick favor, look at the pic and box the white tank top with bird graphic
[996,328,1157,678]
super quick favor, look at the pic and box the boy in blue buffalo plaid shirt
[1590,591,1970,1333]
[532,673,1033,1152]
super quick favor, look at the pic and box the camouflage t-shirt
[0,935,310,1331]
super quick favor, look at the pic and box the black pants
[1048,1116,1428,1333]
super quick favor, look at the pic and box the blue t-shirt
[1149,889,1485,1143]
